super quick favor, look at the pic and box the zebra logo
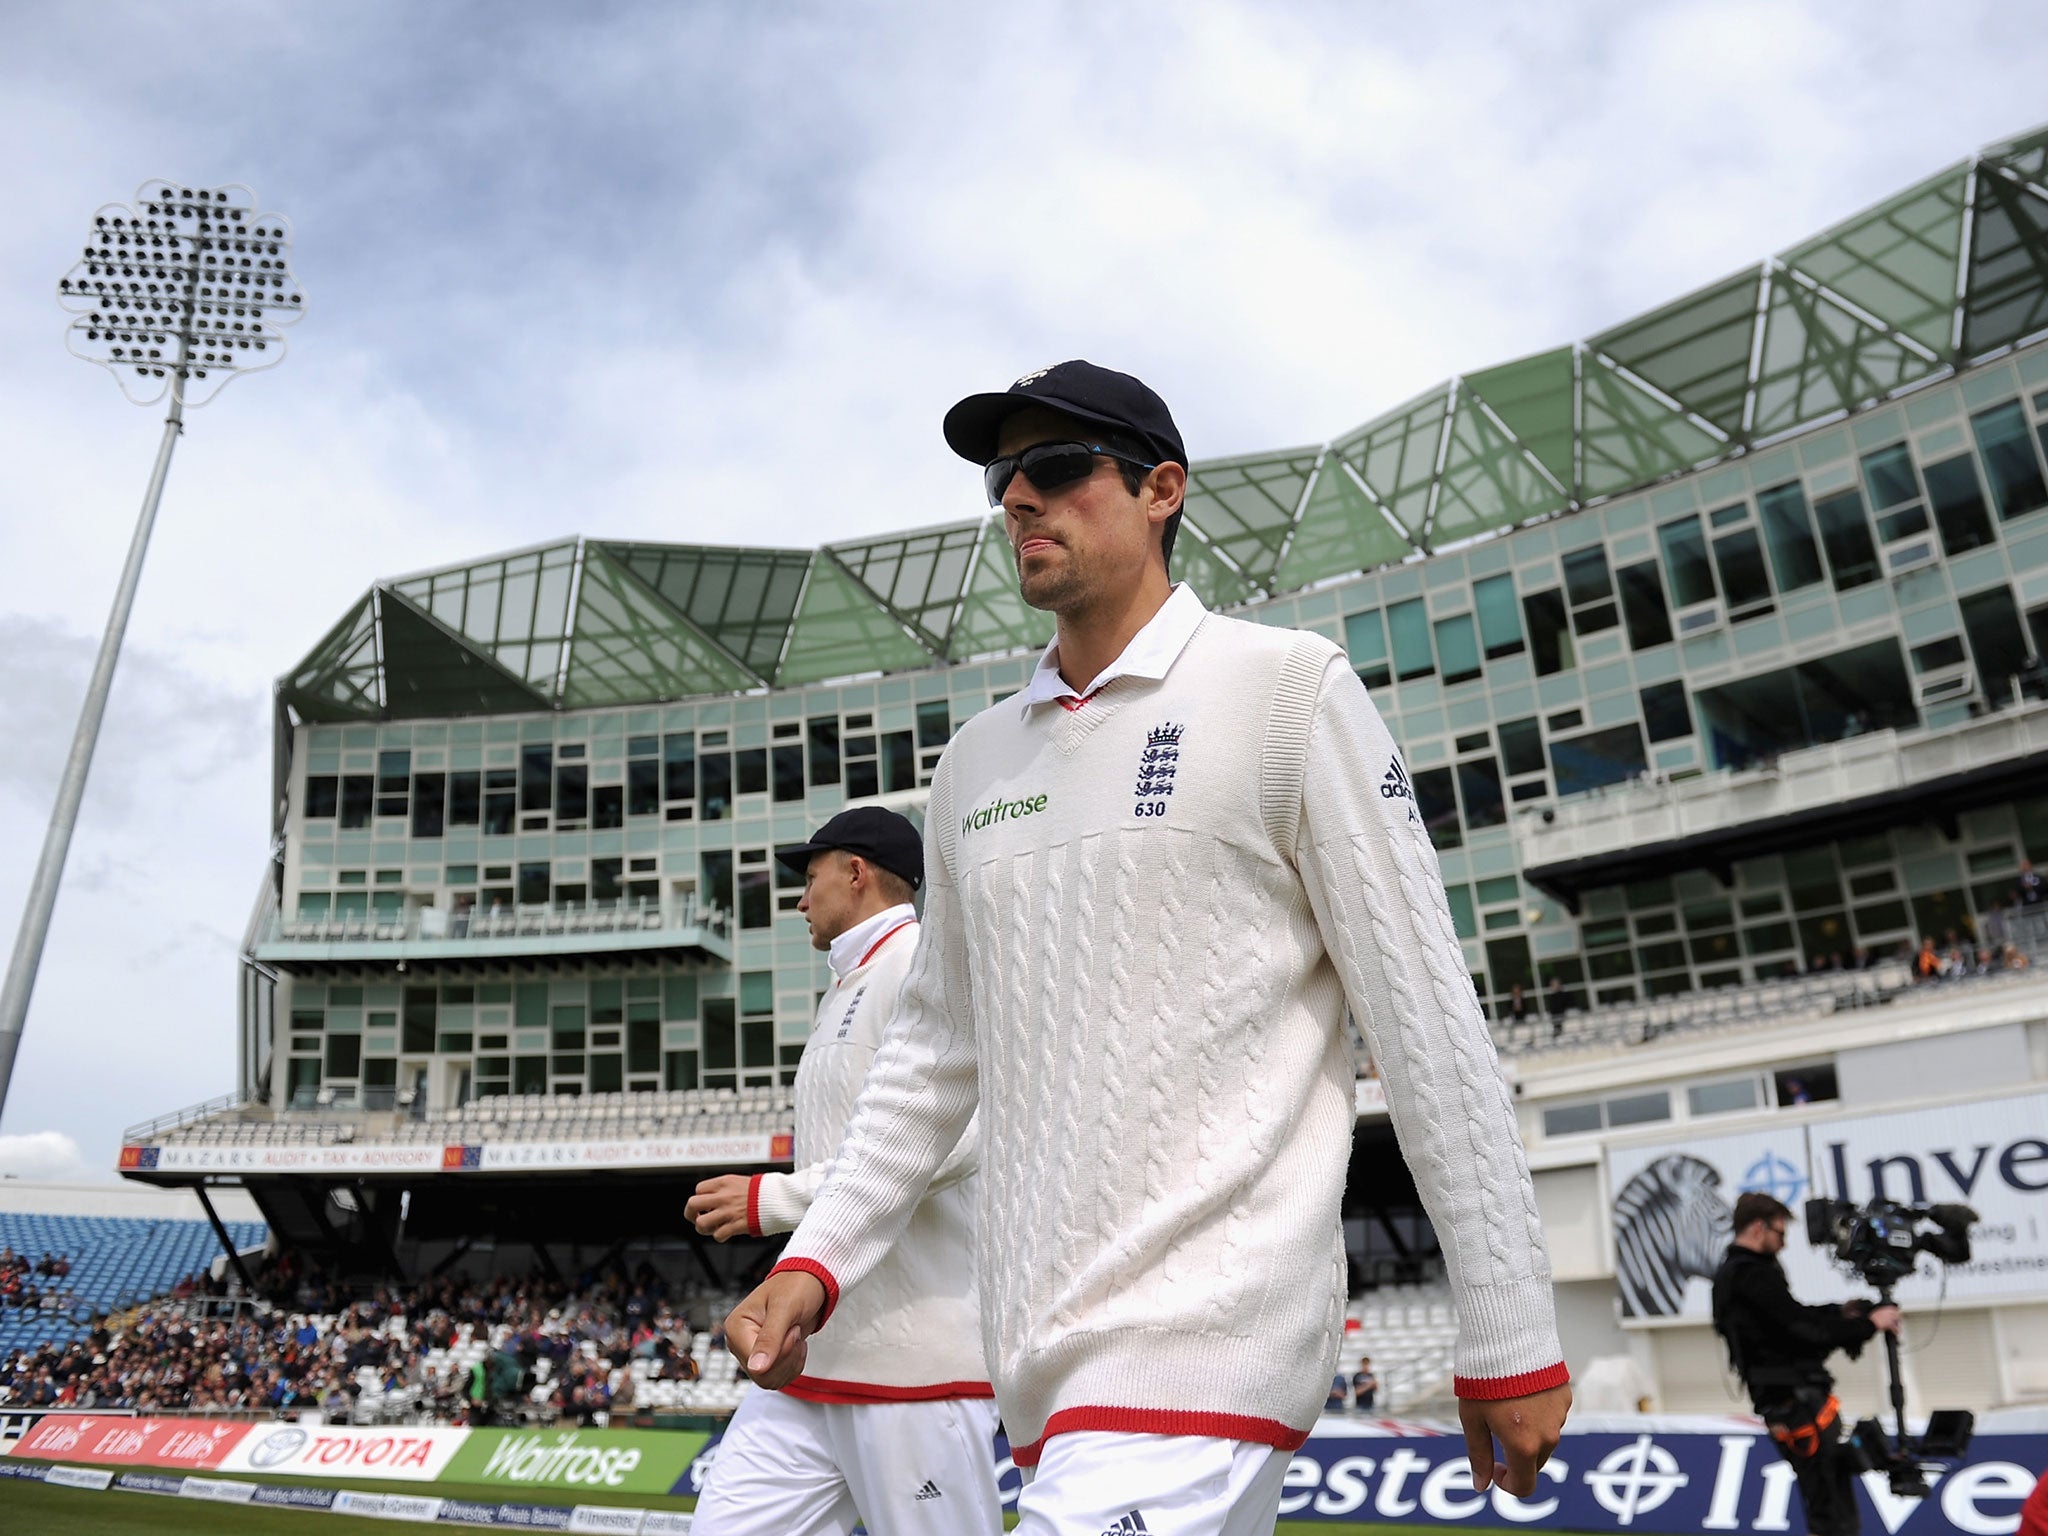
[1613,1154,1731,1318]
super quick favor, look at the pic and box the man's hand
[1460,1381,1572,1496]
[724,1271,827,1388]
[1869,1303,1902,1335]
[685,1175,753,1242]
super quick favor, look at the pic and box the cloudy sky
[0,0,2043,1180]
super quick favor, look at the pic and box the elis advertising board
[7,1415,249,1468]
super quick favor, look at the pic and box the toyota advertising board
[215,1422,471,1481]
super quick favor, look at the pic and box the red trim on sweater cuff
[745,1174,763,1238]
[1453,1362,1571,1401]
[784,1375,995,1405]
[1009,1408,1311,1468]
[766,1258,840,1326]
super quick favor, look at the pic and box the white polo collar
[1017,583,1208,718]
[828,903,918,980]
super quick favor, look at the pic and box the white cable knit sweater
[774,607,1564,1465]
[746,910,987,1402]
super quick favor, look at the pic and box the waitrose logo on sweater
[962,791,1048,837]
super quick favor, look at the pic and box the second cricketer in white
[686,807,999,1536]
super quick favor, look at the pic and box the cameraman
[1711,1192,1901,1536]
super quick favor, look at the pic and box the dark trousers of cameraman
[1773,1411,1861,1536]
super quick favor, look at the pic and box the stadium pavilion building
[123,125,2048,1415]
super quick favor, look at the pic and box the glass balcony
[1517,699,2048,911]
[252,897,732,970]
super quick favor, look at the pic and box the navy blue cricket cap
[942,360,1188,469]
[775,806,923,891]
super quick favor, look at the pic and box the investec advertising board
[1606,1087,2048,1322]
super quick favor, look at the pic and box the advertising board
[216,1421,472,1481]
[445,1427,709,1495]
[6,1414,250,1469]
[1607,1088,2048,1321]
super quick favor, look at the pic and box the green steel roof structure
[284,125,2048,722]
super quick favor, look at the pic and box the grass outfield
[0,1472,1556,1534]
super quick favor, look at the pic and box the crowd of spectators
[0,1248,75,1313]
[0,1252,714,1425]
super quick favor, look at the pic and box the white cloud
[0,1131,93,1184]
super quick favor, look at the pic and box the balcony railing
[251,897,732,965]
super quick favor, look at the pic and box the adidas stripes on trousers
[690,1387,1003,1536]
[1014,1433,1290,1536]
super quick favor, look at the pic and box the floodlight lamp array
[56,181,306,406]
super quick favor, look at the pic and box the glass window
[448,771,480,827]
[846,757,878,800]
[1924,455,1995,555]
[376,750,410,818]
[1658,516,1717,609]
[520,746,552,812]
[591,784,622,828]
[628,758,661,816]
[1562,546,1613,607]
[1756,482,1825,593]
[305,776,338,818]
[1444,884,1477,939]
[1862,444,1919,509]
[916,700,951,749]
[339,775,373,829]
[701,850,734,920]
[591,858,622,902]
[1961,585,2031,702]
[1434,614,1482,685]
[699,753,731,820]
[663,733,696,801]
[1616,561,1673,649]
[482,770,515,835]
[1711,527,1773,612]
[1689,1078,1760,1116]
[1550,723,1648,797]
[882,729,917,792]
[554,764,587,823]
[1522,589,1573,676]
[772,744,805,802]
[1344,609,1390,689]
[1542,1102,1603,1137]
[1812,488,1879,590]
[1641,681,1692,742]
[1971,401,2048,519]
[807,719,841,786]
[1457,756,1505,830]
[517,862,550,905]
[1387,598,1433,681]
[1499,716,1545,778]
[1473,574,1524,658]
[1412,766,1461,849]
[411,773,446,839]
[325,1035,361,1078]
[738,869,772,929]
[1606,1090,1672,1128]
[735,747,767,796]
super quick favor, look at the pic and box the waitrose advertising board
[445,1427,709,1495]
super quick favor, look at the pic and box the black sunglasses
[983,440,1158,507]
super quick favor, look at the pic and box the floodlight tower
[0,183,305,1122]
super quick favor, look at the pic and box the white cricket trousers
[1016,1433,1290,1536]
[690,1387,1003,1536]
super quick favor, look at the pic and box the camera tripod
[1851,1285,1972,1499]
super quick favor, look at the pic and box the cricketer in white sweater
[771,583,1566,1467]
[743,903,989,1403]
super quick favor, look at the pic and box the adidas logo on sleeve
[913,1479,943,1501]
[1100,1511,1151,1534]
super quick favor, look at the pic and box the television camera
[1804,1195,1978,1497]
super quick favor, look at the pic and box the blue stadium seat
[0,1212,267,1356]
